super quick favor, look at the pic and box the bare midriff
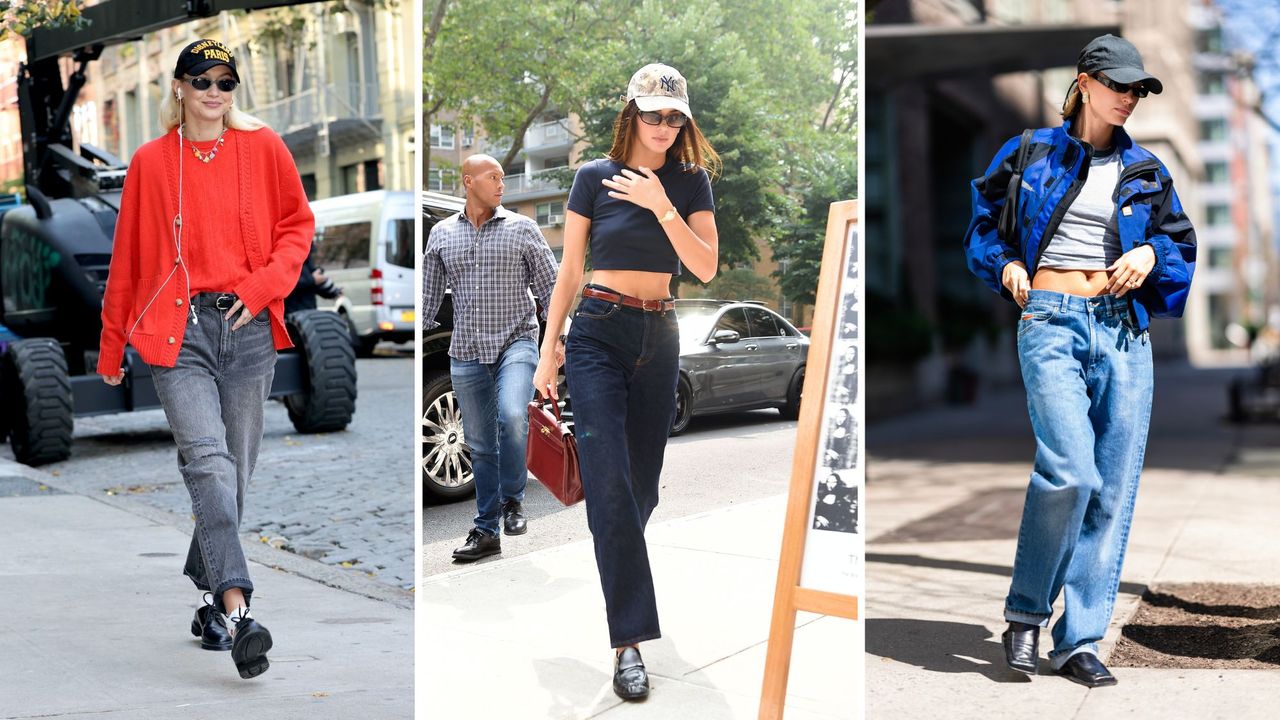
[1031,267,1113,296]
[589,269,674,301]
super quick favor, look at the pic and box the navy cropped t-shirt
[566,157,715,274]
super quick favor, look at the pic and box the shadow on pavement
[866,552,1147,597]
[866,618,1031,683]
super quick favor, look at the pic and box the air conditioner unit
[547,214,564,226]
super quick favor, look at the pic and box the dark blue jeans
[450,336,538,536]
[564,288,680,648]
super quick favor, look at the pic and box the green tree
[697,267,778,302]
[0,1,86,38]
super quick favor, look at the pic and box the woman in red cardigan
[97,39,314,680]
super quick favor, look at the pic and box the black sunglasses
[637,110,688,128]
[184,76,239,92]
[1092,73,1149,99]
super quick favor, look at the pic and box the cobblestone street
[3,354,415,589]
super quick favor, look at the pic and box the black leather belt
[192,292,239,310]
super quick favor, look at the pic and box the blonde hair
[1061,79,1083,120]
[159,80,268,132]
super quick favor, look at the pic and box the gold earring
[1082,90,1090,103]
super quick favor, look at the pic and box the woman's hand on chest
[602,167,671,215]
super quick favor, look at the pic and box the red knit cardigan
[97,126,315,375]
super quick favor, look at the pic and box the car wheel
[2,338,73,465]
[670,375,693,436]
[779,365,805,420]
[422,370,474,502]
[284,310,358,433]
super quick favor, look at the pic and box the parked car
[670,299,808,434]
[421,191,470,502]
[310,190,415,356]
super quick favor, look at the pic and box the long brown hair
[606,100,722,179]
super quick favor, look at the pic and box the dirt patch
[1111,583,1280,669]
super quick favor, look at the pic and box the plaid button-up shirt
[422,206,559,363]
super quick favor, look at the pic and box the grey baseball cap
[623,63,692,119]
[1077,34,1162,94]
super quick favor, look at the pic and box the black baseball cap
[1078,34,1162,94]
[173,39,240,82]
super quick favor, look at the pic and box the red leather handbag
[526,398,583,506]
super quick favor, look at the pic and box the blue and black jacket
[964,119,1196,330]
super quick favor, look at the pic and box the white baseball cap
[623,63,692,120]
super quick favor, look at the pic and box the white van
[309,190,415,355]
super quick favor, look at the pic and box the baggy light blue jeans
[1004,290,1153,669]
[151,293,277,614]
[450,336,538,536]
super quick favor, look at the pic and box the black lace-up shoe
[502,500,527,535]
[452,527,501,562]
[613,646,650,701]
[230,617,273,679]
[1002,621,1040,674]
[191,601,233,651]
[1055,652,1118,687]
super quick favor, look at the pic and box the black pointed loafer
[1002,621,1040,675]
[230,617,273,679]
[1054,652,1117,688]
[191,603,233,651]
[452,528,501,562]
[502,500,527,536]
[613,646,650,701]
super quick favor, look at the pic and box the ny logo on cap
[660,75,677,93]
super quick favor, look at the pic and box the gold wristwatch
[658,207,677,224]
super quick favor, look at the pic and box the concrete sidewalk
[420,495,859,720]
[865,363,1280,718]
[0,458,413,719]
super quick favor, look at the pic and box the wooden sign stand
[759,199,860,720]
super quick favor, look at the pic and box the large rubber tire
[421,369,475,503]
[670,375,694,436]
[3,338,73,465]
[778,365,806,420]
[284,310,357,433]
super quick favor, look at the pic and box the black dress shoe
[1002,621,1040,675]
[230,617,273,679]
[613,646,650,701]
[190,602,232,651]
[1054,652,1117,688]
[502,500,527,535]
[452,528,501,562]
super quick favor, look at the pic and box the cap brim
[1100,66,1162,94]
[634,95,692,120]
[183,59,240,83]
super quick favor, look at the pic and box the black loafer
[1002,621,1040,675]
[191,602,232,651]
[230,617,273,679]
[1054,652,1117,688]
[452,528,501,562]
[613,646,650,701]
[502,500,527,535]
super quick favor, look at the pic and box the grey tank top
[1039,148,1123,271]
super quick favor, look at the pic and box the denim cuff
[1003,608,1051,627]
[1048,643,1099,670]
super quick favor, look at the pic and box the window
[745,307,786,338]
[536,201,564,226]
[1200,118,1228,141]
[462,127,474,148]
[1197,27,1224,54]
[544,156,569,169]
[1198,73,1226,96]
[300,173,318,201]
[1205,161,1229,184]
[428,168,457,192]
[387,219,414,268]
[1206,203,1231,227]
[1208,246,1233,269]
[714,307,751,339]
[430,123,455,149]
[315,222,371,269]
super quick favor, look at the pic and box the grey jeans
[151,292,276,614]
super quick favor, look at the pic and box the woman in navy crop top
[532,63,719,702]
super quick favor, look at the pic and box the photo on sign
[812,469,858,534]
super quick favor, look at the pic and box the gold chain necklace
[186,127,228,163]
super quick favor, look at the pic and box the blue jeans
[151,293,277,614]
[450,336,538,536]
[1005,290,1153,668]
[563,288,680,648]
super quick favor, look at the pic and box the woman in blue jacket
[964,35,1195,688]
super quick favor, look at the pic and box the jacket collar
[1059,117,1137,158]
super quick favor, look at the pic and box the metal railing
[523,118,572,151]
[247,82,381,134]
[502,168,567,196]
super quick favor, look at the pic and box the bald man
[422,154,560,561]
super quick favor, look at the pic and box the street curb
[1,457,413,610]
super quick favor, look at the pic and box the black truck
[0,1,356,465]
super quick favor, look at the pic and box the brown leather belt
[581,286,676,312]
